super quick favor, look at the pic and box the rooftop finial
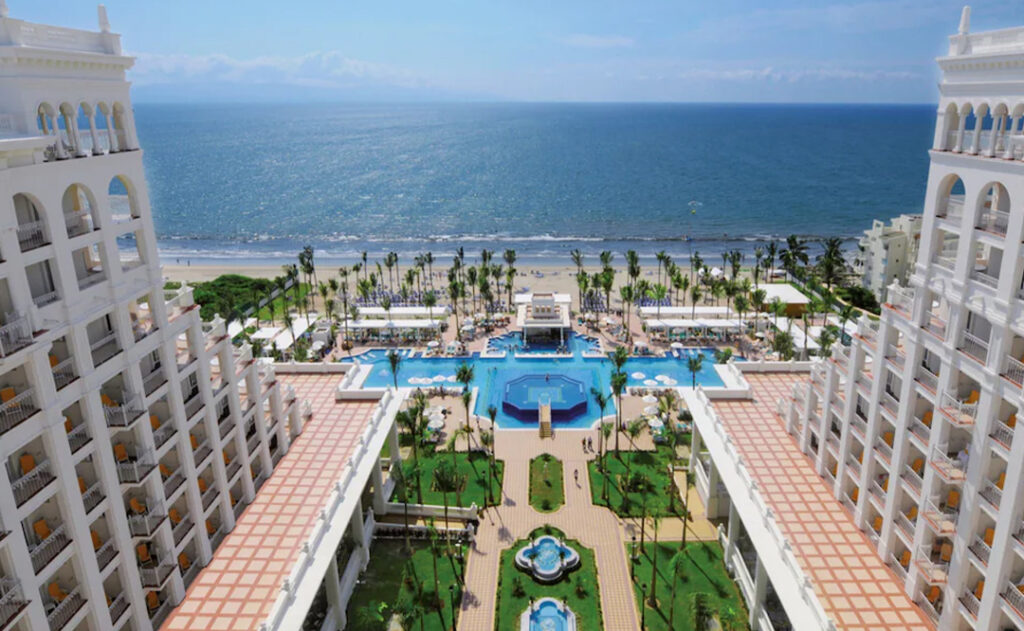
[0,0,9,19]
[958,5,971,35]
[98,4,110,33]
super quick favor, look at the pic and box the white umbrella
[427,418,445,431]
[643,404,659,415]
[433,375,447,383]
[663,378,678,386]
[670,342,684,349]
[631,372,646,379]
[644,379,658,386]
[642,395,657,404]
[655,374,670,383]
[446,375,458,383]
[427,340,440,348]
[648,418,665,431]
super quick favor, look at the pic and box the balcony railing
[139,559,176,588]
[89,331,119,365]
[184,394,203,420]
[850,414,867,438]
[107,593,128,625]
[1003,355,1024,389]
[0,313,33,359]
[173,516,193,545]
[225,458,241,482]
[103,395,145,428]
[901,465,923,495]
[976,209,1010,236]
[887,285,915,316]
[916,365,939,392]
[32,290,60,308]
[0,577,29,629]
[958,331,989,364]
[67,424,90,453]
[116,448,156,484]
[923,314,947,341]
[922,498,958,535]
[95,537,117,570]
[82,481,104,514]
[869,479,887,504]
[163,468,184,498]
[64,211,93,238]
[17,220,47,251]
[896,512,916,539]
[52,357,76,390]
[968,535,991,566]
[931,446,967,483]
[46,586,84,631]
[914,545,949,585]
[980,478,1003,509]
[1003,581,1024,620]
[960,588,981,619]
[128,503,166,538]
[933,255,956,271]
[29,524,70,573]
[889,553,909,581]
[0,388,39,438]
[11,457,55,506]
[940,392,977,427]
[219,416,235,440]
[153,423,175,449]
[846,454,862,478]
[246,431,259,455]
[991,418,1015,449]
[884,344,906,368]
[874,438,893,462]
[201,484,218,510]
[77,268,106,291]
[193,440,211,467]
[971,269,999,289]
[142,368,166,396]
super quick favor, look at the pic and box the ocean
[134,102,935,267]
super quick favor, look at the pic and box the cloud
[668,66,920,83]
[558,34,634,49]
[129,50,428,90]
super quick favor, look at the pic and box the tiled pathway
[458,430,641,630]
[713,374,933,631]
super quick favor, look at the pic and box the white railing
[874,438,892,461]
[247,432,259,454]
[0,577,28,627]
[46,586,84,631]
[142,368,165,395]
[89,331,118,364]
[64,211,93,238]
[30,524,69,573]
[884,344,905,368]
[201,484,218,510]
[850,414,867,437]
[82,481,104,514]
[0,313,32,358]
[139,560,175,588]
[991,419,1015,448]
[896,512,916,538]
[902,465,923,494]
[95,537,117,570]
[968,535,991,566]
[890,553,909,580]
[116,448,155,484]
[173,516,193,545]
[153,423,175,449]
[77,269,107,290]
[980,478,1003,508]
[0,388,37,436]
[52,357,76,389]
[887,285,915,315]
[910,417,931,443]
[976,209,1009,236]
[67,423,89,453]
[846,454,862,478]
[128,503,165,537]
[225,459,241,482]
[923,314,947,341]
[940,194,965,218]
[32,289,59,308]
[960,589,981,619]
[923,497,958,533]
[930,446,966,483]
[869,480,886,504]
[193,440,211,467]
[934,255,956,270]
[163,469,184,498]
[184,394,203,420]
[941,391,977,426]
[916,366,939,392]
[103,393,144,428]
[11,456,53,505]
[108,593,128,624]
[1003,580,1024,618]
[16,220,46,250]
[971,270,999,293]
[915,545,949,582]
[1003,355,1024,388]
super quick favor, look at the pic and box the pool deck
[713,374,933,630]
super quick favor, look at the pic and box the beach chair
[1,387,16,403]
[911,458,924,476]
[850,488,859,503]
[150,415,161,430]
[205,519,216,536]
[926,585,941,604]
[907,506,918,521]
[33,518,51,542]
[146,591,160,613]
[48,583,68,603]
[984,527,995,547]
[91,530,103,550]
[197,478,208,493]
[168,508,183,525]
[872,516,883,533]
[996,471,1006,490]
[974,580,985,600]
[190,433,199,449]
[101,393,116,407]
[939,542,953,563]
[966,390,980,404]
[49,355,59,368]
[129,497,147,515]
[899,549,911,568]
[112,443,128,463]
[136,543,153,565]
[921,410,933,427]
[19,452,36,476]
[945,489,961,511]
[64,418,73,433]
[77,477,86,493]
[1008,414,1017,428]
[178,552,191,572]
[883,431,894,446]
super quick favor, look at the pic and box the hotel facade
[0,6,305,631]
[783,8,1024,631]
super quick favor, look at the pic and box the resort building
[783,7,1024,630]
[0,7,302,631]
[853,213,923,302]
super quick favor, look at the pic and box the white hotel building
[0,6,306,631]
[784,7,1024,631]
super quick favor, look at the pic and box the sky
[10,0,1024,103]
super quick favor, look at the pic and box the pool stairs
[539,401,552,438]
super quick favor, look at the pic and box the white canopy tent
[351,306,450,318]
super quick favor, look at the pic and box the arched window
[941,103,960,150]
[975,182,1010,236]
[12,193,48,252]
[109,175,140,222]
[62,184,99,237]
[936,175,965,220]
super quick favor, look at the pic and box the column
[954,112,967,152]
[50,115,69,158]
[348,497,370,566]
[970,116,984,154]
[1004,116,1019,159]
[371,456,387,515]
[87,113,102,155]
[748,556,769,628]
[325,556,346,629]
[105,113,119,153]
[986,115,1003,157]
[69,117,87,157]
[388,419,402,469]
[725,500,739,572]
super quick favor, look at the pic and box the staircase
[538,401,552,438]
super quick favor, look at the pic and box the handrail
[959,331,989,363]
[0,388,37,433]
[1003,355,1024,387]
[11,456,53,505]
[29,523,69,572]
[46,586,84,630]
[0,313,32,358]
[940,392,977,426]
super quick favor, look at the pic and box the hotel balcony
[171,513,192,546]
[199,478,218,511]
[0,387,39,438]
[127,498,167,538]
[990,416,1016,450]
[161,465,185,499]
[846,453,863,479]
[910,413,932,445]
[152,419,175,451]
[915,365,939,394]
[967,531,993,567]
[915,544,951,585]
[11,456,56,507]
[17,219,48,252]
[107,593,129,628]
[137,545,176,589]
[1001,355,1024,391]
[923,312,947,341]
[0,313,33,359]
[1002,581,1024,622]
[0,577,29,630]
[958,331,990,366]
[114,445,156,485]
[81,480,104,515]
[976,208,1010,237]
[66,422,90,454]
[191,436,211,468]
[930,446,967,484]
[971,268,1000,290]
[51,357,77,390]
[142,367,166,397]
[923,494,960,536]
[960,586,982,622]
[183,391,203,420]
[884,344,906,369]
[94,535,117,572]
[933,253,956,272]
[850,411,867,440]
[895,508,917,540]
[218,414,235,441]
[63,210,94,239]
[939,392,977,428]
[224,455,241,483]
[886,285,915,318]
[89,329,120,366]
[902,462,924,497]
[979,476,1004,510]
[874,435,893,464]
[28,521,70,574]
[76,264,106,291]
[102,392,145,428]
[45,585,85,631]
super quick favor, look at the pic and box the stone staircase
[539,402,552,438]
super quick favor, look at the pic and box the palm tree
[626,418,644,452]
[480,429,495,504]
[648,283,668,320]
[465,267,478,314]
[590,387,609,458]
[392,462,415,550]
[424,251,435,287]
[387,350,402,388]
[689,285,702,318]
[619,285,634,338]
[448,281,462,340]
[356,601,389,630]
[647,509,664,608]
[837,303,857,344]
[570,249,584,277]
[765,241,778,280]
[691,593,714,630]
[425,521,445,627]
[679,470,694,551]
[610,372,627,455]
[818,236,845,289]
[423,290,438,339]
[433,460,460,543]
[576,271,589,312]
[668,549,688,628]
[461,389,473,436]
[687,353,703,388]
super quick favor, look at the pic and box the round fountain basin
[520,597,577,631]
[502,374,587,422]
[514,536,580,582]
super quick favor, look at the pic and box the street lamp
[631,534,637,580]
[641,583,648,629]
[448,584,455,631]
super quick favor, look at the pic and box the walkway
[458,430,641,631]
[714,374,933,631]
[163,376,378,631]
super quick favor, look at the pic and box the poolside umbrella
[655,374,670,382]
[427,340,440,348]
[427,418,445,431]
[642,395,657,404]
[663,378,678,386]
[670,342,684,350]
[648,418,665,431]
[631,372,646,380]
[433,375,447,382]
[643,404,659,415]
[644,379,658,386]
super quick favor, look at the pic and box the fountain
[514,535,580,582]
[520,597,577,631]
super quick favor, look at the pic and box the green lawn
[394,448,504,508]
[496,526,603,631]
[631,542,748,631]
[346,539,465,631]
[529,453,564,512]
[588,446,682,517]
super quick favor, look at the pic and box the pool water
[530,600,569,631]
[350,332,729,429]
[487,331,600,355]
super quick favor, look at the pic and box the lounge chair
[945,489,961,511]
[64,418,73,433]
[965,390,980,404]
[1,387,16,403]
[926,585,941,604]
[921,411,933,427]
[77,477,86,493]
[205,519,216,536]
[49,355,59,368]
[984,527,995,547]
[178,552,191,571]
[146,591,160,613]
[939,542,953,563]
[996,471,1006,490]
[907,506,918,521]
[48,583,68,602]
[101,393,116,407]
[883,431,894,446]
[112,443,128,463]
[974,580,985,600]
[136,543,152,565]
[159,463,172,479]
[872,516,883,532]
[850,488,859,503]
[899,550,911,568]
[129,497,147,515]
[190,433,199,449]
[168,508,183,525]
[19,452,36,476]
[150,415,161,430]
[911,458,924,476]
[197,478,208,493]
[91,530,103,550]
[33,518,51,541]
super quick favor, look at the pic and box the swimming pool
[350,332,729,429]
